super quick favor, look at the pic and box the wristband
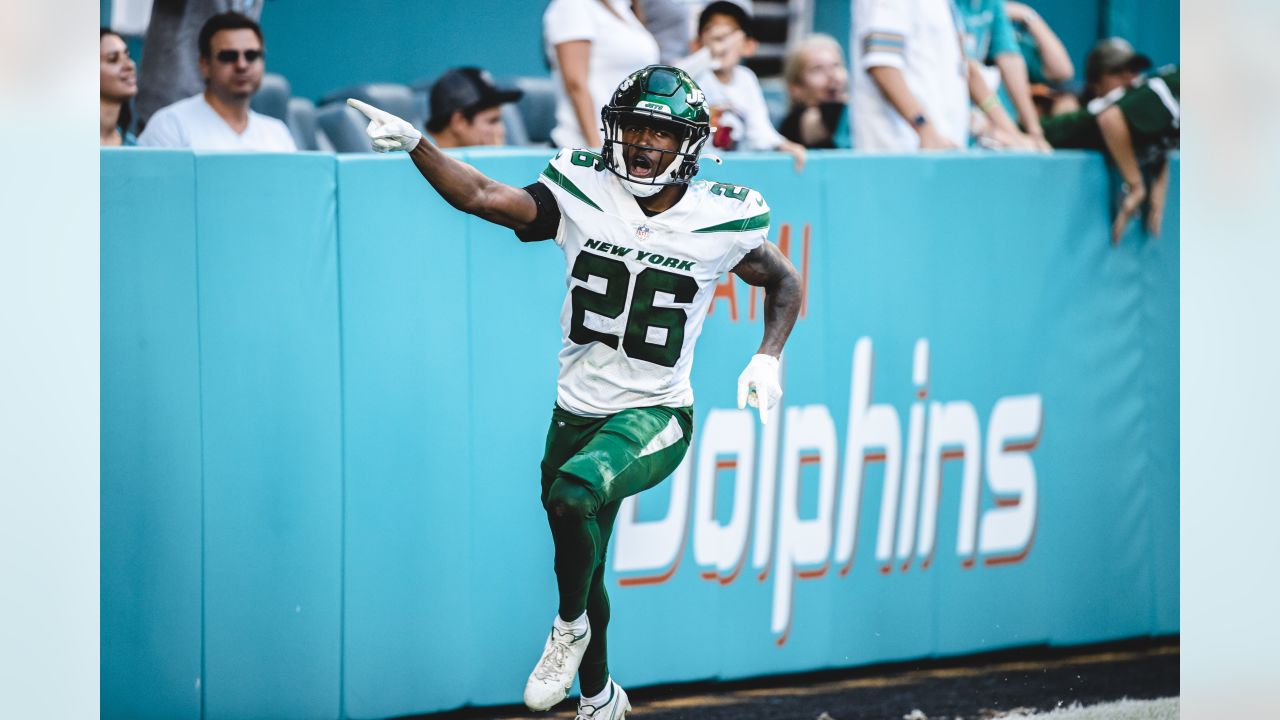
[979,95,999,113]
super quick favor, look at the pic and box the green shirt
[1041,65,1180,162]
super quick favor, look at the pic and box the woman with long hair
[543,0,659,150]
[101,28,138,146]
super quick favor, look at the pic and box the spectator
[850,0,1031,152]
[135,0,264,129]
[1082,37,1152,105]
[1041,63,1179,242]
[1005,2,1076,117]
[685,1,806,169]
[779,34,850,149]
[954,0,1051,150]
[425,68,524,148]
[544,0,660,150]
[850,0,964,151]
[1007,2,1073,84]
[101,28,138,147]
[138,12,295,151]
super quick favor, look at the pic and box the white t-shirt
[544,0,661,150]
[138,93,297,151]
[851,0,970,151]
[693,65,786,151]
[533,148,768,416]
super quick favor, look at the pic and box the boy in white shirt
[685,2,806,171]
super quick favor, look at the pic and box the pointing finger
[347,98,384,121]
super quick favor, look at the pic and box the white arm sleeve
[857,0,909,70]
[544,0,597,46]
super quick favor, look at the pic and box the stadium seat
[507,76,557,146]
[501,103,531,146]
[321,83,425,131]
[758,77,789,133]
[316,101,374,153]
[251,72,291,123]
[286,97,323,151]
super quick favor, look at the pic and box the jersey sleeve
[543,0,596,46]
[699,187,770,275]
[515,182,563,243]
[1116,67,1180,135]
[857,0,909,70]
[989,1,1019,59]
[531,148,609,246]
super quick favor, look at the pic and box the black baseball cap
[698,1,754,38]
[1085,38,1152,84]
[426,67,522,133]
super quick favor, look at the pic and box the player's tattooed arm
[731,242,802,358]
[406,139,540,232]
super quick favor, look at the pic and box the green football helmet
[600,65,711,196]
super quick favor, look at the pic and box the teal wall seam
[192,151,208,720]
[334,156,349,720]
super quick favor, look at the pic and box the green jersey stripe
[541,164,602,211]
[692,211,770,233]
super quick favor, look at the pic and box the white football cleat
[576,680,631,720]
[523,616,592,711]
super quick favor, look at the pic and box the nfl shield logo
[635,225,650,242]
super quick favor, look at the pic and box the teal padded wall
[101,150,203,720]
[335,156,477,717]
[102,149,1178,719]
[193,154,344,720]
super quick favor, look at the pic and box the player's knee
[545,478,600,522]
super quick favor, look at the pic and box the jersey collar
[606,173,701,232]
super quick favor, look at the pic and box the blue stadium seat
[507,76,557,146]
[251,72,291,123]
[316,101,374,153]
[286,97,322,151]
[501,103,530,146]
[321,83,424,131]
[758,77,789,133]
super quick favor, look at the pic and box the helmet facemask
[601,111,709,197]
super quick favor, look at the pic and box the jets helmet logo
[686,88,705,106]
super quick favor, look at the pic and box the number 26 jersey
[521,149,771,417]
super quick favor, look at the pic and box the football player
[348,65,801,719]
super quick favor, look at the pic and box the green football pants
[539,403,693,698]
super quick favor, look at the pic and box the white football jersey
[533,148,770,417]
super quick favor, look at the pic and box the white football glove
[347,98,422,153]
[737,354,782,424]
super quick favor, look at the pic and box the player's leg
[576,498,619,698]
[526,407,608,711]
[544,405,692,621]
[554,406,693,699]
[528,405,691,710]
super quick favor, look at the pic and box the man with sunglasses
[138,12,295,151]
